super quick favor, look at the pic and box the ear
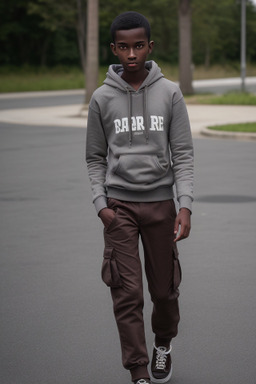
[110,43,117,56]
[148,40,154,54]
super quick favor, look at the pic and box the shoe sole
[149,365,173,384]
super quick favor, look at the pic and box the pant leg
[139,200,181,343]
[103,198,150,381]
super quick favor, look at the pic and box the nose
[128,48,136,60]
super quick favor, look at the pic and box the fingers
[99,207,116,228]
[174,225,190,242]
[174,209,191,242]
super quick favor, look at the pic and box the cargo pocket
[173,245,182,290]
[101,247,122,288]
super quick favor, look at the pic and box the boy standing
[86,11,193,384]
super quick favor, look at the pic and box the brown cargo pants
[102,198,182,382]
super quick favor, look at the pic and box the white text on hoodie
[114,115,164,134]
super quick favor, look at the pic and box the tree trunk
[40,35,50,67]
[85,0,99,104]
[204,44,210,69]
[178,0,193,95]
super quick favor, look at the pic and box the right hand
[99,207,116,229]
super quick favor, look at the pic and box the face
[111,28,154,75]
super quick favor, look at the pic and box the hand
[99,207,116,229]
[174,208,191,242]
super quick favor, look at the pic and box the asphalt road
[1,103,256,383]
[0,91,85,110]
[192,77,256,94]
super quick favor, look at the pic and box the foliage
[0,0,80,66]
[0,0,256,68]
[192,0,256,66]
[28,0,77,31]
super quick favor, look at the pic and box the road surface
[0,92,256,384]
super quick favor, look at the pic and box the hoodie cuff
[94,195,108,215]
[178,195,193,214]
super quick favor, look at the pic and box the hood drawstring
[126,88,133,147]
[143,85,149,144]
[126,85,149,147]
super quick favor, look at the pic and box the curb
[200,127,256,141]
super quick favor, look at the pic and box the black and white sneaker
[149,343,172,383]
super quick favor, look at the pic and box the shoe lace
[154,343,172,370]
[136,380,149,384]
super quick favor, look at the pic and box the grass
[184,92,256,105]
[1,62,256,93]
[0,66,86,93]
[159,62,256,81]
[208,122,256,133]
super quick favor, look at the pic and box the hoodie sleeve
[169,94,194,213]
[86,97,108,214]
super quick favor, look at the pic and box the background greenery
[1,62,256,94]
[208,122,256,132]
[1,0,256,108]
[1,0,256,68]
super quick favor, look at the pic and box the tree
[76,0,87,78]
[1,0,256,78]
[178,0,193,94]
[85,0,99,103]
[28,0,86,75]
[192,0,241,66]
[191,0,220,67]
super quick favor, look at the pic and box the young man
[86,11,194,384]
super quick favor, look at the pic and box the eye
[136,43,144,49]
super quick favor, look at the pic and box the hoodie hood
[103,61,164,146]
[104,60,164,91]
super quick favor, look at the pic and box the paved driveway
[1,120,256,384]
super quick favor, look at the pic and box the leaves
[27,0,78,30]
[0,0,256,67]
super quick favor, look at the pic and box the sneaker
[134,380,151,384]
[149,343,172,383]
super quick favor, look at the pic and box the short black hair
[110,11,151,43]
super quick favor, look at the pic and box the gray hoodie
[86,60,194,214]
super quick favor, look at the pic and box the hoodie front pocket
[115,154,169,184]
[101,247,122,288]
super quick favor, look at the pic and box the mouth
[127,62,138,67]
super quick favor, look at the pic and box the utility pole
[241,0,246,92]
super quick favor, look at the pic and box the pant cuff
[130,365,150,382]
[155,336,172,347]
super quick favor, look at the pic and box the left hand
[174,208,191,242]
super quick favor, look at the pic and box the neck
[121,68,149,90]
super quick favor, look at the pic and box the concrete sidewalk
[0,91,256,140]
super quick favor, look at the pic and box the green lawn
[208,122,256,133]
[1,63,256,95]
[0,66,86,93]
[184,92,256,106]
